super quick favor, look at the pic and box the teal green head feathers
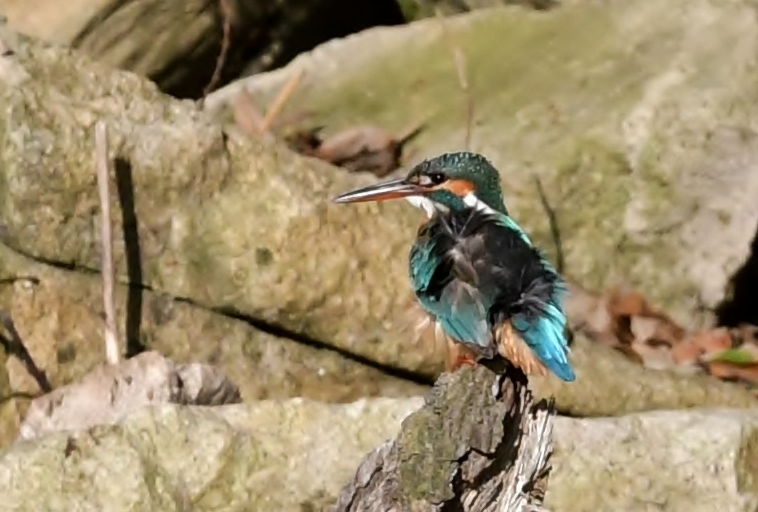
[332,151,575,382]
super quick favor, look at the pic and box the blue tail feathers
[512,303,576,382]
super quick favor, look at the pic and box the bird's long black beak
[331,178,424,204]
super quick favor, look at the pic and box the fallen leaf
[607,288,686,347]
[286,122,425,177]
[704,343,758,365]
[705,361,758,384]
[671,328,733,365]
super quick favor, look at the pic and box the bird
[331,151,576,382]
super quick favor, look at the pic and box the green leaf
[708,348,758,365]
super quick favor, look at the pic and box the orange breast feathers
[494,321,548,376]
[410,301,549,375]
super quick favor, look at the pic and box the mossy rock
[0,0,406,98]
[209,0,758,330]
[0,24,444,375]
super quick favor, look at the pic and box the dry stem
[532,175,565,274]
[435,9,474,150]
[202,0,234,99]
[95,121,120,366]
[259,68,304,134]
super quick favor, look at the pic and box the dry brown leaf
[566,283,684,344]
[671,328,733,365]
[607,288,686,347]
[286,122,424,177]
[565,282,758,389]
[705,360,758,384]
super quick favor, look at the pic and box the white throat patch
[405,192,496,219]
[405,195,445,218]
[462,192,498,215]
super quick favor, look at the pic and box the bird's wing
[410,219,493,354]
[410,207,575,381]
[485,213,575,382]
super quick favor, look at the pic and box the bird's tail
[510,302,575,382]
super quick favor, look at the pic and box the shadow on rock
[114,157,145,358]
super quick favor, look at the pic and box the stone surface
[207,0,758,332]
[549,409,758,512]
[2,1,758,427]
[398,0,552,20]
[1,397,757,512]
[0,242,426,415]
[531,336,758,417]
[0,0,406,98]
[0,24,443,376]
[0,398,424,512]
[0,344,20,453]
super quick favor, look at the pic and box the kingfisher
[331,151,575,382]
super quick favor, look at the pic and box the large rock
[0,398,424,512]
[532,336,758,417]
[398,0,551,20]
[207,0,758,332]
[0,240,426,410]
[1,398,757,512]
[0,24,443,375]
[0,0,405,98]
[549,409,758,512]
[3,2,758,409]
[0,345,19,450]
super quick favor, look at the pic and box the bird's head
[332,151,507,216]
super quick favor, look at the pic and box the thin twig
[202,0,234,100]
[0,310,52,393]
[532,175,565,274]
[397,119,427,146]
[259,68,305,134]
[95,121,120,366]
[435,8,474,150]
[232,88,266,136]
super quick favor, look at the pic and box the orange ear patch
[494,322,548,376]
[438,178,476,197]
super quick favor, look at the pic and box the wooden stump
[333,362,555,512]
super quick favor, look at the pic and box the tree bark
[332,362,555,512]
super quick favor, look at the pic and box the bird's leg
[445,339,479,372]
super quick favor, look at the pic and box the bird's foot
[445,342,480,372]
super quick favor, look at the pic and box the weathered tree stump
[333,362,555,512]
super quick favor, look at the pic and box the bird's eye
[428,172,446,184]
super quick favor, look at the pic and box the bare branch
[202,0,234,100]
[532,175,565,274]
[232,88,266,137]
[95,121,120,366]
